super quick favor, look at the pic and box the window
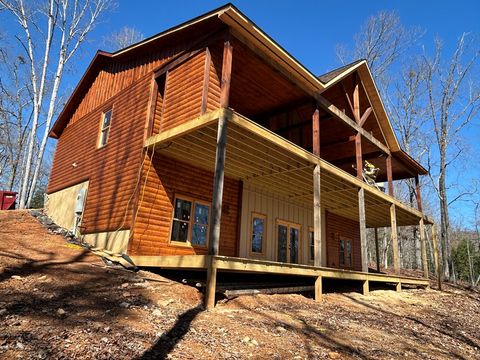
[98,109,112,147]
[171,196,210,247]
[251,214,266,254]
[308,228,314,261]
[339,238,352,268]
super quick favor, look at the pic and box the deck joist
[129,255,430,287]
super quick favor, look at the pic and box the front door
[277,221,300,264]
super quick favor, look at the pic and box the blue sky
[41,1,480,227]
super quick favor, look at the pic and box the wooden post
[431,224,442,290]
[363,280,369,295]
[415,175,423,212]
[205,36,233,309]
[396,281,402,292]
[205,256,217,309]
[386,155,394,196]
[374,228,380,272]
[313,164,322,267]
[312,107,320,156]
[355,133,363,179]
[358,187,368,272]
[314,276,323,302]
[390,204,400,275]
[419,218,429,279]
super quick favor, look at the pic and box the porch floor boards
[129,254,430,287]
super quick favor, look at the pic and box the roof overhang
[49,3,327,139]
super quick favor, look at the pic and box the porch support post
[386,154,394,197]
[415,175,423,212]
[358,187,368,272]
[205,35,233,309]
[205,256,217,310]
[390,204,400,275]
[314,276,323,302]
[353,81,363,179]
[396,281,402,292]
[431,224,442,290]
[313,164,322,267]
[419,218,429,279]
[363,280,369,295]
[374,227,380,272]
[313,104,323,267]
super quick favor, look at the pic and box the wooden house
[46,4,439,308]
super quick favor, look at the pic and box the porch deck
[129,254,430,298]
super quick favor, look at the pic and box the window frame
[249,212,267,257]
[98,108,113,148]
[169,194,211,248]
[338,237,353,269]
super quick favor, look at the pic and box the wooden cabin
[46,4,439,308]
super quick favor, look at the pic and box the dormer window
[98,109,112,147]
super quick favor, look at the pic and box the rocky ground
[0,210,479,359]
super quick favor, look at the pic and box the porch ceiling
[145,109,428,228]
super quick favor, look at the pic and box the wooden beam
[386,155,394,196]
[390,204,400,275]
[419,218,429,279]
[431,224,441,290]
[144,108,225,148]
[355,133,363,179]
[316,95,390,155]
[205,257,217,309]
[315,276,323,302]
[359,107,372,128]
[200,47,212,114]
[353,83,360,123]
[374,228,380,273]
[358,187,368,272]
[312,107,320,156]
[220,35,233,108]
[313,164,322,266]
[415,175,423,212]
[363,280,369,295]
[145,74,159,139]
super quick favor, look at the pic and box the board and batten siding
[239,184,327,266]
[129,154,241,257]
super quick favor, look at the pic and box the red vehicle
[0,191,17,210]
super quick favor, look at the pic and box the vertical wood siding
[325,211,362,271]
[48,75,151,233]
[239,184,319,265]
[129,154,240,257]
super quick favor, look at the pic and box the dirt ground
[0,210,479,360]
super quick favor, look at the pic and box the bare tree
[0,0,112,208]
[103,25,143,51]
[423,33,480,281]
[336,10,423,88]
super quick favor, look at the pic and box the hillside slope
[0,210,479,359]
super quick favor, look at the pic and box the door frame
[275,219,302,264]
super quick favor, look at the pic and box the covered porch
[134,107,439,308]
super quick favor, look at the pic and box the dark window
[309,230,314,261]
[98,109,112,147]
[339,238,352,268]
[171,197,209,246]
[251,215,266,253]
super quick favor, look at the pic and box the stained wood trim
[145,74,159,139]
[201,47,212,114]
[154,48,204,79]
[220,34,233,108]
